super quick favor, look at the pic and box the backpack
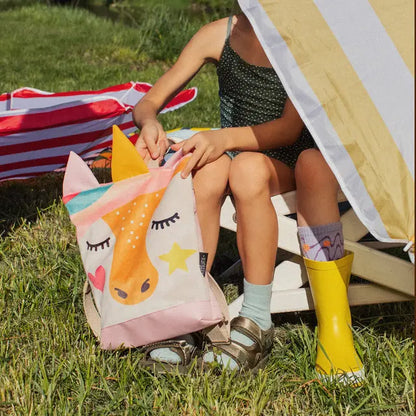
[63,125,229,349]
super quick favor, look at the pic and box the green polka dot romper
[217,17,315,169]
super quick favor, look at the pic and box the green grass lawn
[0,4,414,415]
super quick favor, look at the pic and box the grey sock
[298,222,344,261]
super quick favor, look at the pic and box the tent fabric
[0,82,197,182]
[239,0,414,244]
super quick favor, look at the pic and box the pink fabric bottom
[100,300,223,350]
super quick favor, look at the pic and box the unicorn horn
[111,125,149,182]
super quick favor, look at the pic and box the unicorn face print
[63,125,208,335]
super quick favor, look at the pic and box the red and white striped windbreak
[0,82,197,182]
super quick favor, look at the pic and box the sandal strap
[207,317,275,370]
[209,340,261,369]
[230,316,274,353]
[143,339,194,365]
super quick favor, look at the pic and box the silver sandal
[202,316,275,372]
[140,336,200,374]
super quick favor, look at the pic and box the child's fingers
[181,147,205,178]
[141,134,159,158]
[135,137,153,161]
[139,123,168,159]
[170,142,184,151]
[180,136,199,155]
[158,132,169,156]
[142,151,152,163]
[195,152,210,169]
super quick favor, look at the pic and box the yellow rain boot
[304,252,364,384]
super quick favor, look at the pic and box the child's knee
[193,163,229,205]
[295,149,337,190]
[229,152,271,199]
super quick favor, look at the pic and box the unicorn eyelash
[86,237,110,251]
[151,212,180,230]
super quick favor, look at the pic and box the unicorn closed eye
[63,126,223,349]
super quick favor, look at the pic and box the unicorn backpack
[63,126,229,349]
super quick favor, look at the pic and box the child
[134,12,364,381]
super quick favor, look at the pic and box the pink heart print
[88,265,105,292]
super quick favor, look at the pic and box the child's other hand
[136,121,169,164]
[171,130,227,178]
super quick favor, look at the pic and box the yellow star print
[159,243,197,275]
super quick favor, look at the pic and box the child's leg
[295,149,364,382]
[192,154,231,272]
[231,152,296,284]
[295,148,343,261]
[232,152,295,326]
[149,155,230,365]
[204,152,295,369]
[296,149,339,227]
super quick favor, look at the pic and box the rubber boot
[304,252,364,384]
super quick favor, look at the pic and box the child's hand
[135,136,159,167]
[136,121,169,165]
[171,130,227,178]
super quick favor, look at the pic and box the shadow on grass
[0,173,64,237]
[0,168,112,237]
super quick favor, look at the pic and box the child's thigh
[192,154,231,198]
[229,152,296,197]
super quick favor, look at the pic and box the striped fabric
[239,0,414,244]
[0,82,197,182]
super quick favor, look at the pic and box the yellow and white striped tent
[239,0,414,247]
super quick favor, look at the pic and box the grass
[0,4,414,415]
[0,3,220,129]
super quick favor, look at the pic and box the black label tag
[199,252,208,277]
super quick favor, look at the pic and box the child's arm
[173,98,305,177]
[133,18,228,163]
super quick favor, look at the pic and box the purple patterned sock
[298,222,344,261]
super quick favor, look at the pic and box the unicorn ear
[63,151,99,197]
[111,125,149,182]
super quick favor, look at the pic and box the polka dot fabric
[217,37,315,169]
